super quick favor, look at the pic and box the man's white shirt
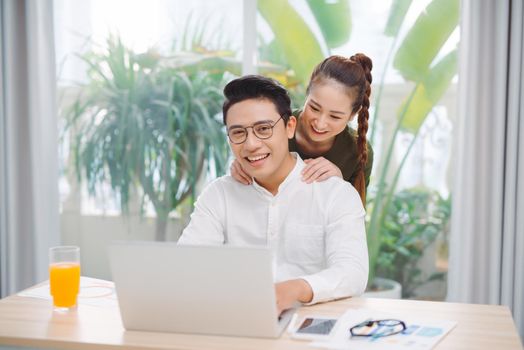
[178,153,368,304]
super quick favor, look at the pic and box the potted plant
[65,36,230,241]
[365,188,451,298]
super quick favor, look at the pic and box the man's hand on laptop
[275,279,313,315]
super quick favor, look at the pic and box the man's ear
[286,115,297,139]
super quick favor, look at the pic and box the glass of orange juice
[49,246,81,310]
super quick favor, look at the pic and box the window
[54,0,459,300]
[54,0,243,279]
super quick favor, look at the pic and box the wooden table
[0,279,521,350]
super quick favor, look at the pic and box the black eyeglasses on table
[350,319,406,338]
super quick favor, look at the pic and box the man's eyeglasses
[227,116,284,144]
[350,319,406,338]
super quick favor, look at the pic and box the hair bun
[350,53,373,83]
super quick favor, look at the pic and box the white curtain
[448,0,524,340]
[0,0,60,297]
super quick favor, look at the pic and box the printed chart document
[308,308,456,350]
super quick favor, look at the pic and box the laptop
[108,241,295,338]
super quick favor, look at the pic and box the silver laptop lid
[109,242,289,338]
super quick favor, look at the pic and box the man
[178,75,368,313]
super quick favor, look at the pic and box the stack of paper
[17,276,118,308]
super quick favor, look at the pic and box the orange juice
[49,262,80,308]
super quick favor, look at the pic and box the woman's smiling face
[299,80,356,144]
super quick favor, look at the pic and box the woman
[231,53,373,205]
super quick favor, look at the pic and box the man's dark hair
[222,75,292,124]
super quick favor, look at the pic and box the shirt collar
[251,152,304,198]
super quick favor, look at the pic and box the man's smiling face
[226,98,296,185]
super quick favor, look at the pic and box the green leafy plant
[66,36,230,241]
[257,0,351,86]
[367,0,459,284]
[375,188,451,298]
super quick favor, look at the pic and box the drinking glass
[49,246,81,310]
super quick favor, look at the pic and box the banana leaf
[306,0,351,48]
[393,0,459,81]
[258,0,324,85]
[173,55,291,79]
[384,0,413,37]
[399,49,457,132]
